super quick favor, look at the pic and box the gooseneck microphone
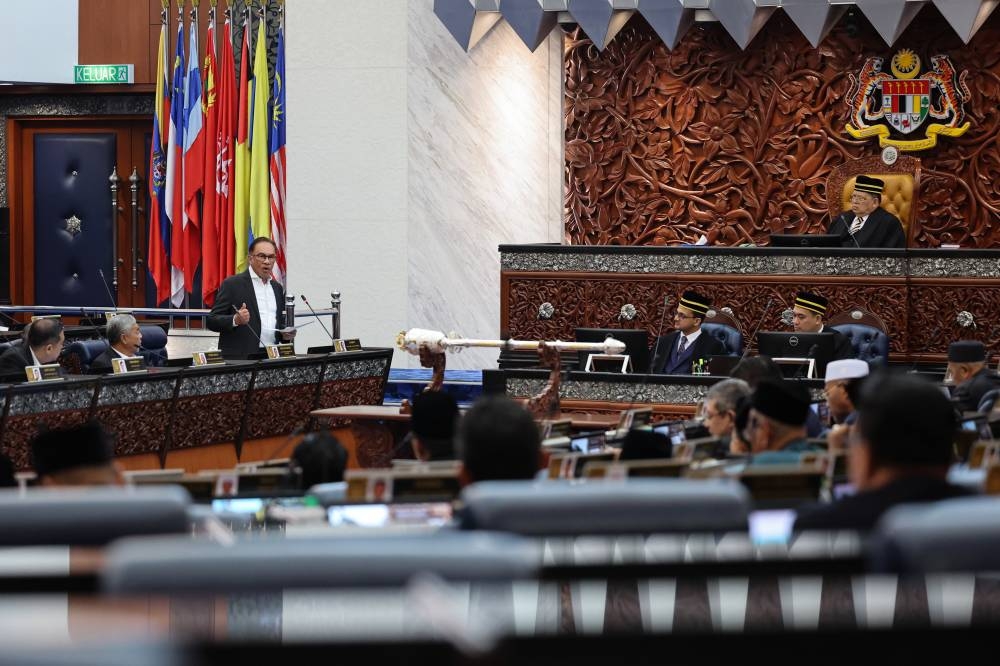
[647,295,670,375]
[97,269,118,311]
[623,295,672,416]
[739,297,774,364]
[301,295,335,343]
[837,213,862,249]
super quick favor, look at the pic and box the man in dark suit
[89,314,143,373]
[207,237,294,359]
[827,175,906,248]
[795,373,971,532]
[0,317,64,380]
[791,291,854,361]
[948,340,1000,413]
[651,290,726,375]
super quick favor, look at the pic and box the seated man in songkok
[744,379,824,465]
[826,175,905,248]
[948,340,1000,413]
[790,291,854,362]
[651,290,725,375]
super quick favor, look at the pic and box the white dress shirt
[679,328,702,352]
[250,272,277,346]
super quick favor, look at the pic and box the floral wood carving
[564,9,1000,248]
[506,276,910,353]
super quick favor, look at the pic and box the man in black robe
[827,175,906,248]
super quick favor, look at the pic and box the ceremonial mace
[396,329,626,417]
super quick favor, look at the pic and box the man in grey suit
[207,238,295,359]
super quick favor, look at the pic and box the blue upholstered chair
[63,324,169,373]
[701,309,743,357]
[827,305,890,366]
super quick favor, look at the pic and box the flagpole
[190,0,198,318]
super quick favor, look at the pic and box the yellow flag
[248,18,271,244]
[233,20,252,273]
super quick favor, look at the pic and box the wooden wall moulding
[564,9,1000,249]
[502,271,910,354]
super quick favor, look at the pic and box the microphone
[80,307,105,341]
[738,297,774,364]
[838,213,861,249]
[647,295,670,375]
[232,304,266,350]
[97,269,118,311]
[301,295,335,343]
[621,294,672,418]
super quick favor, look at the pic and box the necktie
[678,336,688,353]
[848,216,865,235]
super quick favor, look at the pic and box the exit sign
[74,64,134,84]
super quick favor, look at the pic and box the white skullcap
[824,359,870,383]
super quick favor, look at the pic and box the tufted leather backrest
[841,174,915,235]
[829,323,889,365]
[826,155,921,247]
[702,310,743,357]
[828,305,890,365]
[702,322,743,357]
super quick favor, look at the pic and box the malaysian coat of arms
[845,49,971,151]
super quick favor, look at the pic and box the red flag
[201,15,220,306]
[217,16,237,284]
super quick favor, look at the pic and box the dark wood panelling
[79,0,152,84]
[564,7,1000,249]
[500,267,1000,362]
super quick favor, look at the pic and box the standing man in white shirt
[651,290,726,375]
[208,237,294,359]
[827,175,906,248]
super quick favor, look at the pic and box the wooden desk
[311,405,623,470]
[0,349,392,472]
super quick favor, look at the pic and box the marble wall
[286,0,563,369]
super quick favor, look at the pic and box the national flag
[201,13,221,306]
[148,19,171,305]
[217,15,237,286]
[181,12,204,296]
[234,16,251,273]
[165,20,186,307]
[248,17,270,245]
[269,23,287,285]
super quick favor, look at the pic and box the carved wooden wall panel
[505,273,909,353]
[909,282,1000,354]
[564,9,1000,248]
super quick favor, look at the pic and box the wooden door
[8,117,153,308]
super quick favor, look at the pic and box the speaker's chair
[827,305,890,365]
[827,155,921,247]
[701,309,743,357]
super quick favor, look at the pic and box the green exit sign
[74,64,134,84]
